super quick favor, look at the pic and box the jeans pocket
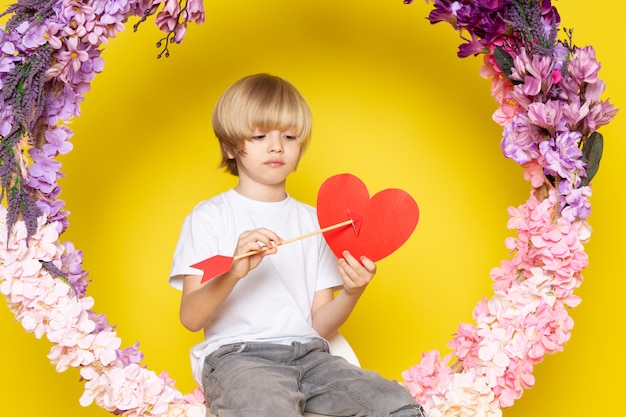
[204,342,247,373]
[202,343,247,404]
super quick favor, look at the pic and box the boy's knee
[390,404,427,417]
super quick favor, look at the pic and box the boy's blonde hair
[213,73,313,176]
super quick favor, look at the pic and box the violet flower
[26,148,63,194]
[61,241,90,297]
[116,342,145,367]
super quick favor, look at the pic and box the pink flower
[510,50,557,105]
[561,97,590,128]
[80,364,145,411]
[481,55,522,126]
[584,99,619,133]
[477,334,510,387]
[183,387,206,405]
[402,350,454,405]
[527,100,562,133]
[569,46,600,85]
[492,102,520,127]
[449,322,479,360]
[154,0,181,33]
[490,261,517,293]
[426,371,502,417]
[79,363,185,416]
[46,296,96,342]
[550,68,562,85]
[186,0,206,24]
[522,161,547,188]
[493,358,534,407]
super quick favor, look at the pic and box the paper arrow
[192,210,363,283]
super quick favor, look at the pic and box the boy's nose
[268,133,284,153]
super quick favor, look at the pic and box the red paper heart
[317,173,419,262]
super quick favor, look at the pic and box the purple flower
[45,81,85,124]
[21,23,49,49]
[458,38,491,58]
[560,185,592,221]
[87,310,113,334]
[427,1,465,27]
[552,43,569,71]
[425,0,512,57]
[538,130,584,184]
[501,113,542,164]
[42,125,74,156]
[502,125,533,165]
[26,148,62,194]
[0,36,22,78]
[36,197,69,233]
[116,342,144,367]
[0,105,14,136]
[61,241,90,296]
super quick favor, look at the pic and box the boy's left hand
[337,250,376,297]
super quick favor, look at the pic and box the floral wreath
[0,0,618,416]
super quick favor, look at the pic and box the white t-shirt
[170,189,343,385]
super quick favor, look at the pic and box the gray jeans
[202,338,425,417]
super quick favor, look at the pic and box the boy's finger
[359,256,376,273]
[342,250,374,268]
[254,228,283,246]
[341,250,357,263]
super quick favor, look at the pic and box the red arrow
[192,211,363,283]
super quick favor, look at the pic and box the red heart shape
[317,173,419,262]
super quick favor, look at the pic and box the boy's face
[228,128,303,189]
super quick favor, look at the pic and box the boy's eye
[249,132,297,140]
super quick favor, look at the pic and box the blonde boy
[170,74,424,417]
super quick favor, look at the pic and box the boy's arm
[311,250,376,339]
[179,272,239,332]
[179,227,282,332]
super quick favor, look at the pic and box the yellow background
[1,1,624,416]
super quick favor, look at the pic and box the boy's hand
[230,228,282,279]
[337,250,376,297]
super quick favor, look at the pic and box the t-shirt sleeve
[169,206,221,290]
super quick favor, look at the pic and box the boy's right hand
[230,228,283,280]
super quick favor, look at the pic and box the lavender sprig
[41,259,67,281]
[1,44,52,244]
[0,0,60,33]
[1,43,53,134]
[0,131,40,244]
[0,131,19,196]
[507,0,559,57]
[6,178,42,244]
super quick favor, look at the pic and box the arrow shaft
[233,218,353,261]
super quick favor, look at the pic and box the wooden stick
[233,219,354,260]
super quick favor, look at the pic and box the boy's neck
[234,182,288,202]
